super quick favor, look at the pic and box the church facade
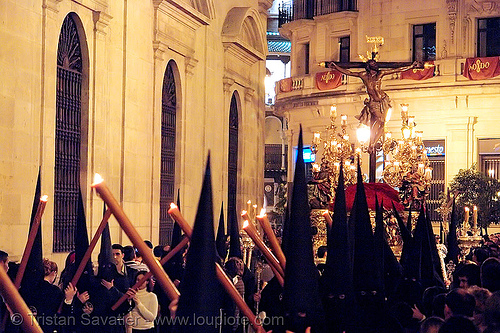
[0,0,270,264]
[274,0,500,221]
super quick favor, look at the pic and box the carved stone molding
[153,40,168,62]
[93,11,112,36]
[223,76,235,92]
[244,87,255,102]
[44,0,63,13]
[469,0,499,14]
[185,56,198,76]
[447,0,457,44]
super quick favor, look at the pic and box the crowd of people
[2,227,500,333]
[2,134,500,333]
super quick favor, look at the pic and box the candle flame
[170,203,177,210]
[473,206,477,211]
[92,173,104,186]
[259,208,266,216]
[247,200,251,205]
[252,204,257,209]
[241,210,247,217]
[465,207,470,212]
[243,220,249,228]
[41,195,48,202]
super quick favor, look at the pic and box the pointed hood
[352,159,382,294]
[228,204,242,259]
[21,168,44,291]
[446,200,460,264]
[175,154,223,333]
[74,189,93,291]
[98,203,113,278]
[321,162,354,333]
[375,199,403,299]
[216,202,227,261]
[414,206,444,289]
[283,126,324,332]
[325,162,352,295]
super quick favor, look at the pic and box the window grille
[228,94,239,219]
[159,62,177,246]
[54,15,83,252]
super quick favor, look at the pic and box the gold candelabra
[382,104,432,210]
[311,106,358,199]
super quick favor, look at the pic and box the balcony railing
[279,0,358,26]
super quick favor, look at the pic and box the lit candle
[313,132,321,145]
[14,195,48,289]
[92,174,179,302]
[322,210,333,229]
[340,114,347,126]
[401,104,409,119]
[247,200,252,215]
[424,167,432,181]
[256,209,286,271]
[418,163,425,175]
[330,105,337,118]
[473,206,478,230]
[0,265,43,333]
[168,204,265,333]
[489,169,495,178]
[241,210,250,222]
[464,207,470,230]
[243,220,285,283]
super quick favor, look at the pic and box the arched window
[159,61,177,246]
[227,93,239,218]
[54,15,85,252]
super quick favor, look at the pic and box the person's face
[1,257,9,273]
[136,274,147,290]
[458,276,469,289]
[112,249,124,266]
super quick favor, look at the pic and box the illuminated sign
[426,144,445,156]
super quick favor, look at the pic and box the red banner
[279,78,293,92]
[315,70,342,90]
[400,62,435,80]
[463,56,500,80]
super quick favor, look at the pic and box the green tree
[447,164,500,229]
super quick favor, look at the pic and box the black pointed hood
[446,200,460,264]
[325,162,352,295]
[21,168,44,291]
[216,202,227,261]
[228,205,242,259]
[175,154,223,333]
[375,198,403,299]
[98,203,113,278]
[352,160,382,294]
[283,126,324,332]
[74,189,93,291]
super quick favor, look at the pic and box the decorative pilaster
[446,0,457,44]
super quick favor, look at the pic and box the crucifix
[320,36,423,182]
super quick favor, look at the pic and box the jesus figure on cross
[327,58,421,149]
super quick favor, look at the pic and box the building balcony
[278,0,358,27]
[273,57,500,113]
